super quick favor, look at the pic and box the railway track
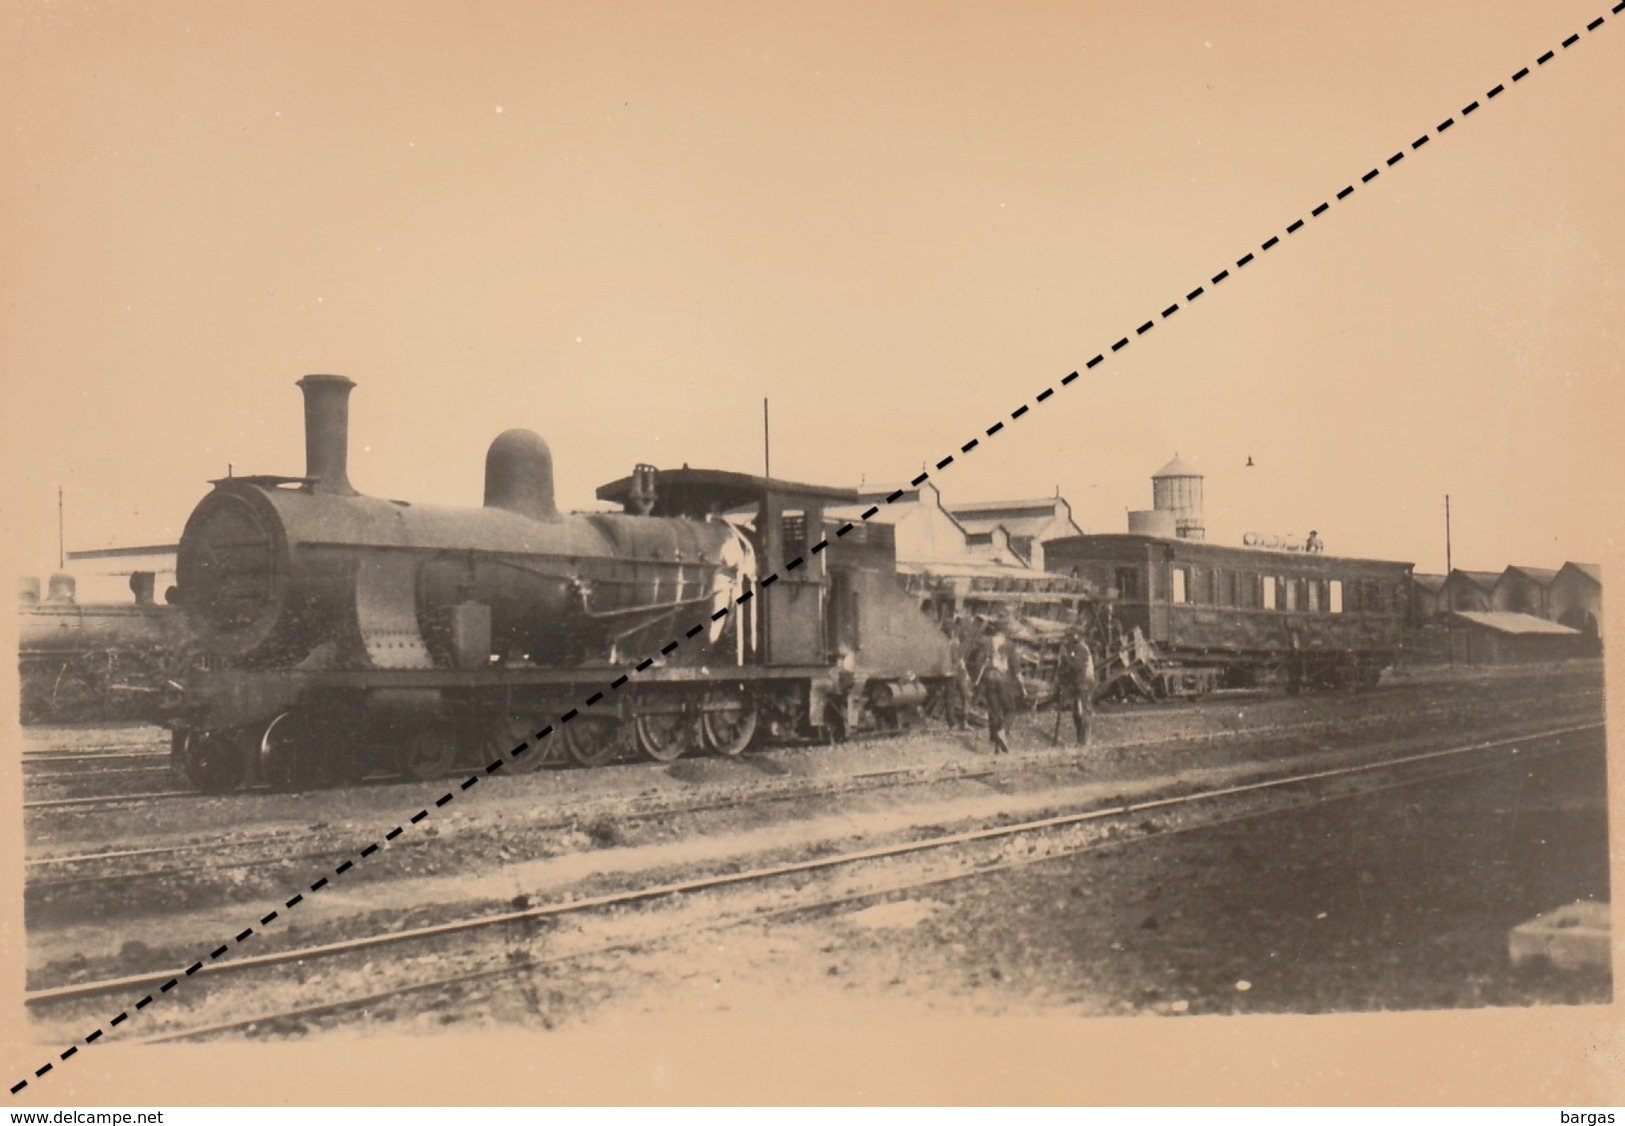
[23,750,170,765]
[25,685,1599,897]
[24,718,1603,1045]
[22,789,200,812]
[20,679,1604,815]
[22,681,1604,905]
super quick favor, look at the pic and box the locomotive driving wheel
[699,689,757,758]
[563,716,620,767]
[632,711,698,763]
[396,718,457,780]
[173,728,247,793]
[487,714,560,773]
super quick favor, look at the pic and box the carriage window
[1261,575,1277,610]
[1329,580,1343,613]
[1172,567,1188,604]
[1284,578,1298,611]
[1115,567,1139,601]
[1308,580,1320,612]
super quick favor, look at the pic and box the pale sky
[3,0,1621,581]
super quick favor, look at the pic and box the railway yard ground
[17,660,1612,1056]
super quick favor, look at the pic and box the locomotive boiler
[168,375,953,791]
[179,376,748,673]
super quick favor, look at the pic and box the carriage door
[1147,549,1170,640]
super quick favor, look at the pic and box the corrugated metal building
[1548,562,1603,643]
[1492,565,1559,617]
[1411,573,1446,621]
[945,495,1082,571]
[1439,569,1500,613]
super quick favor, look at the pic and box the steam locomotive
[167,376,957,791]
[18,572,183,724]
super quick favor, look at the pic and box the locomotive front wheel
[563,717,620,767]
[632,713,697,763]
[174,729,247,793]
[397,721,457,780]
[259,712,315,791]
[700,695,758,758]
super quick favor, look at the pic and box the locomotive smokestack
[296,374,357,496]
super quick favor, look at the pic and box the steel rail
[23,698,1592,879]
[25,718,1601,1010]
[131,718,1605,1043]
[22,790,199,812]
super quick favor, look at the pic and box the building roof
[830,501,908,526]
[945,498,1061,518]
[1502,566,1560,587]
[952,514,1049,540]
[1152,454,1201,479]
[1411,573,1447,592]
[1448,570,1502,590]
[1561,562,1602,584]
[1453,611,1582,636]
[835,481,966,531]
[947,498,1077,543]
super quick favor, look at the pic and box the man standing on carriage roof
[1056,627,1097,747]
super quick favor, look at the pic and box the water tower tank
[1151,454,1205,541]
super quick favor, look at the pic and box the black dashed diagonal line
[9,7,1615,1095]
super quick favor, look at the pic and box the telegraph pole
[763,398,771,479]
[1444,494,1455,667]
[1444,493,1452,576]
[57,485,65,570]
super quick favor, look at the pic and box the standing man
[978,630,1021,755]
[1056,628,1098,747]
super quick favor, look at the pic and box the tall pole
[1444,493,1454,667]
[57,485,64,570]
[1444,493,1452,576]
[763,397,771,479]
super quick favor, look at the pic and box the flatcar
[1042,533,1413,695]
[166,376,954,791]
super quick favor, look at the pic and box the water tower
[1151,454,1205,541]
